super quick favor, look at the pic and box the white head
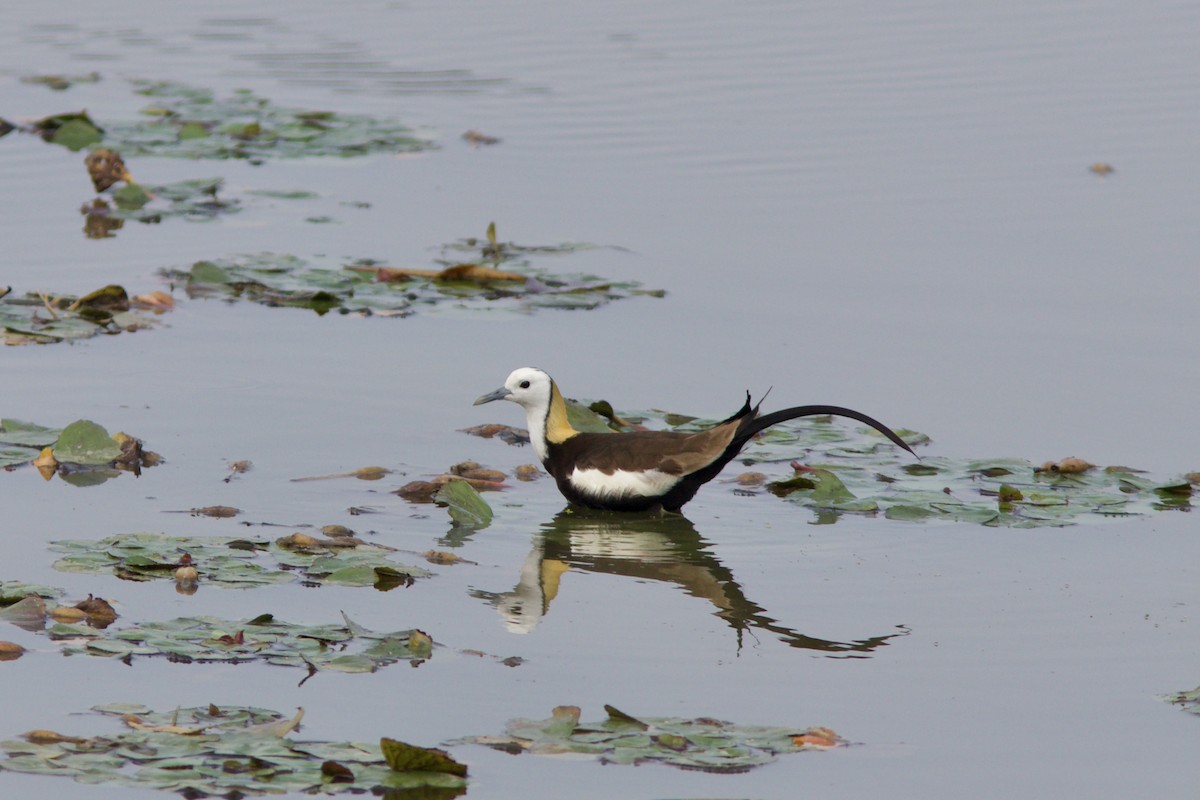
[474,367,557,460]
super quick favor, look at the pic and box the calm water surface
[2,1,1199,797]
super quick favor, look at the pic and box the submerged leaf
[435,481,494,528]
[380,738,467,776]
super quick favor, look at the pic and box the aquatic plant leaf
[89,81,434,161]
[0,420,63,448]
[51,613,426,672]
[0,705,467,796]
[0,581,64,605]
[158,246,657,318]
[457,706,842,772]
[435,481,493,528]
[380,738,467,776]
[1,287,165,346]
[50,533,429,590]
[53,421,122,465]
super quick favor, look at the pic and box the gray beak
[473,387,512,405]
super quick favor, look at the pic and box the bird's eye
[519,380,531,389]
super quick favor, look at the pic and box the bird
[474,367,917,513]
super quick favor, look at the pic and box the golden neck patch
[544,381,579,444]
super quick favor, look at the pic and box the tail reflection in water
[471,510,907,656]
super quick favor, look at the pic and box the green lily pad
[51,611,428,672]
[1,287,163,346]
[435,481,493,529]
[158,243,658,318]
[0,705,467,797]
[50,533,429,590]
[93,80,434,161]
[456,705,842,772]
[53,421,123,465]
[0,581,64,605]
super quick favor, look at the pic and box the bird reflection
[473,510,906,656]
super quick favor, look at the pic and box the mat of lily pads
[28,80,433,160]
[160,249,659,317]
[50,533,429,590]
[456,704,842,772]
[489,401,1195,528]
[0,418,159,486]
[0,287,164,347]
[0,705,467,797]
[49,611,431,673]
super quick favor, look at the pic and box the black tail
[742,404,917,458]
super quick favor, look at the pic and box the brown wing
[551,421,741,477]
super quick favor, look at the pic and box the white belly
[567,467,681,500]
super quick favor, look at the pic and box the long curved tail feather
[743,404,917,458]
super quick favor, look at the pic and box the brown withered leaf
[462,129,500,146]
[24,730,91,745]
[791,727,843,749]
[321,760,355,783]
[0,641,26,661]
[394,481,441,502]
[191,505,240,518]
[353,263,526,283]
[1036,457,1094,474]
[131,291,175,312]
[84,148,134,192]
[513,464,541,481]
[68,284,129,312]
[74,594,118,625]
[422,550,472,566]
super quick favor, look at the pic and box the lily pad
[50,533,429,590]
[456,705,842,772]
[51,611,428,673]
[0,581,64,605]
[53,421,123,465]
[1,287,164,346]
[434,481,494,529]
[159,245,659,318]
[0,705,467,797]
[96,81,434,161]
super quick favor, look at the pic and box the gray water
[2,1,1199,797]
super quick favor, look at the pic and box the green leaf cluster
[50,533,429,590]
[457,705,838,772]
[95,81,434,161]
[159,249,656,317]
[0,291,161,347]
[0,705,466,797]
[51,612,429,672]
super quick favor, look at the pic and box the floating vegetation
[50,532,430,591]
[0,581,63,606]
[1167,686,1200,716]
[456,704,842,772]
[476,402,1193,527]
[435,481,494,529]
[0,418,160,483]
[49,611,432,673]
[160,249,657,317]
[0,705,467,797]
[20,72,102,91]
[95,80,434,161]
[0,285,170,346]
